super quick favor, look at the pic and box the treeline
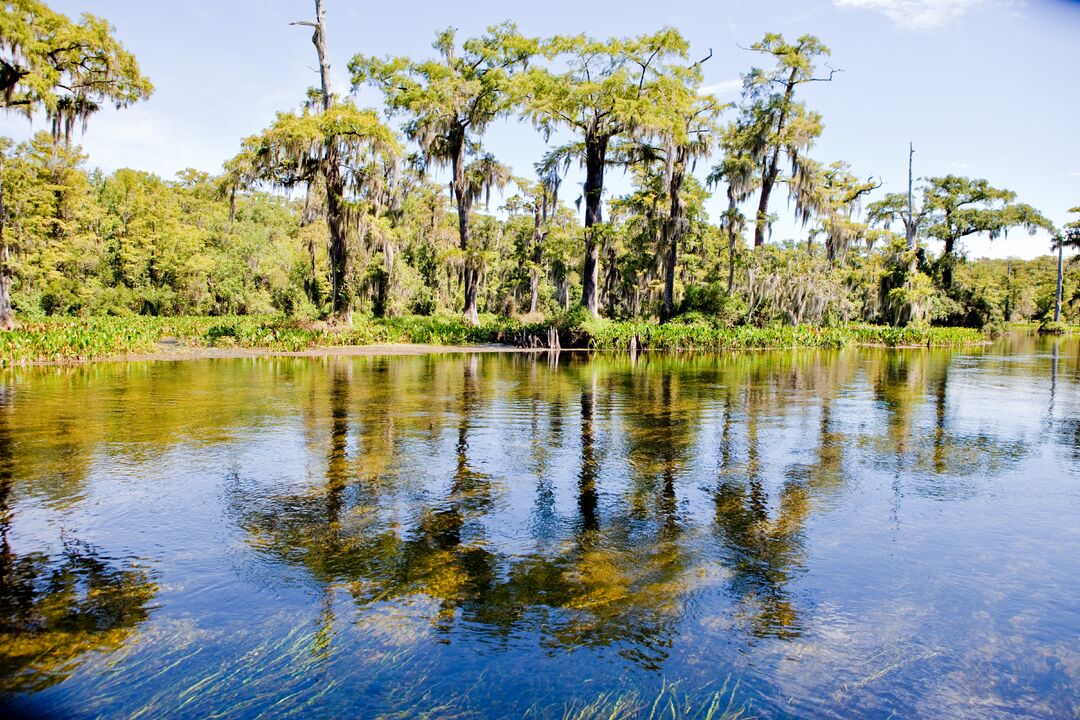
[2,0,1077,331]
[2,130,1073,328]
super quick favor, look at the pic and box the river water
[1,333,1078,718]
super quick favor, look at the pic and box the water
[1,333,1078,719]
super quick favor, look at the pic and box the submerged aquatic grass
[547,679,750,720]
[27,615,751,720]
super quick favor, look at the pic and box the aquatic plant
[575,319,985,351]
[0,314,988,366]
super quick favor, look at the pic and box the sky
[3,0,1079,260]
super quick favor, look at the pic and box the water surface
[2,334,1079,718]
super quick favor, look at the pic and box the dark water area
[1,332,1078,718]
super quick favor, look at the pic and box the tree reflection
[0,384,157,696]
[226,349,1040,669]
[713,376,806,639]
[577,374,600,534]
[864,351,1027,497]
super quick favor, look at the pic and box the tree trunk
[906,142,916,250]
[312,0,333,111]
[660,149,687,323]
[0,265,11,330]
[942,236,956,291]
[753,71,798,248]
[0,154,12,330]
[1055,241,1063,323]
[726,188,738,294]
[303,0,348,320]
[660,228,678,323]
[753,154,776,248]
[300,187,321,306]
[529,268,540,315]
[325,156,349,320]
[581,134,607,317]
[450,130,479,325]
[529,204,542,314]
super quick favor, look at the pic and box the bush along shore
[0,314,991,366]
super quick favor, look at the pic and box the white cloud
[75,106,229,177]
[698,79,742,96]
[833,0,993,29]
[0,105,232,178]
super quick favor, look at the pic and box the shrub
[1038,319,1068,335]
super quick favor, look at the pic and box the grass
[0,314,988,366]
[1036,319,1075,335]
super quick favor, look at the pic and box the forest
[2,0,1079,350]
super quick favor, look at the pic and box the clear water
[1,333,1078,719]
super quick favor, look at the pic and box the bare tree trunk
[311,0,334,111]
[906,142,915,250]
[0,153,12,330]
[298,0,349,320]
[581,134,607,317]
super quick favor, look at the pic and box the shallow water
[1,333,1079,719]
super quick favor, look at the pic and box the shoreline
[2,338,990,369]
[7,341,558,367]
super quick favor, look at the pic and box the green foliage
[0,0,153,139]
[1038,319,1068,335]
[570,317,984,351]
[678,282,745,325]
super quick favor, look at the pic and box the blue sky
[3,0,1079,259]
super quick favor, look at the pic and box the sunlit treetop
[923,175,1053,243]
[518,28,694,143]
[744,33,832,92]
[1054,206,1080,250]
[0,0,153,141]
[350,22,536,168]
[225,103,400,197]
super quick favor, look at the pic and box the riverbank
[0,315,989,366]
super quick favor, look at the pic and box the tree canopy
[0,0,152,141]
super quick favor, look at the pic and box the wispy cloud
[698,79,741,96]
[833,0,994,29]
